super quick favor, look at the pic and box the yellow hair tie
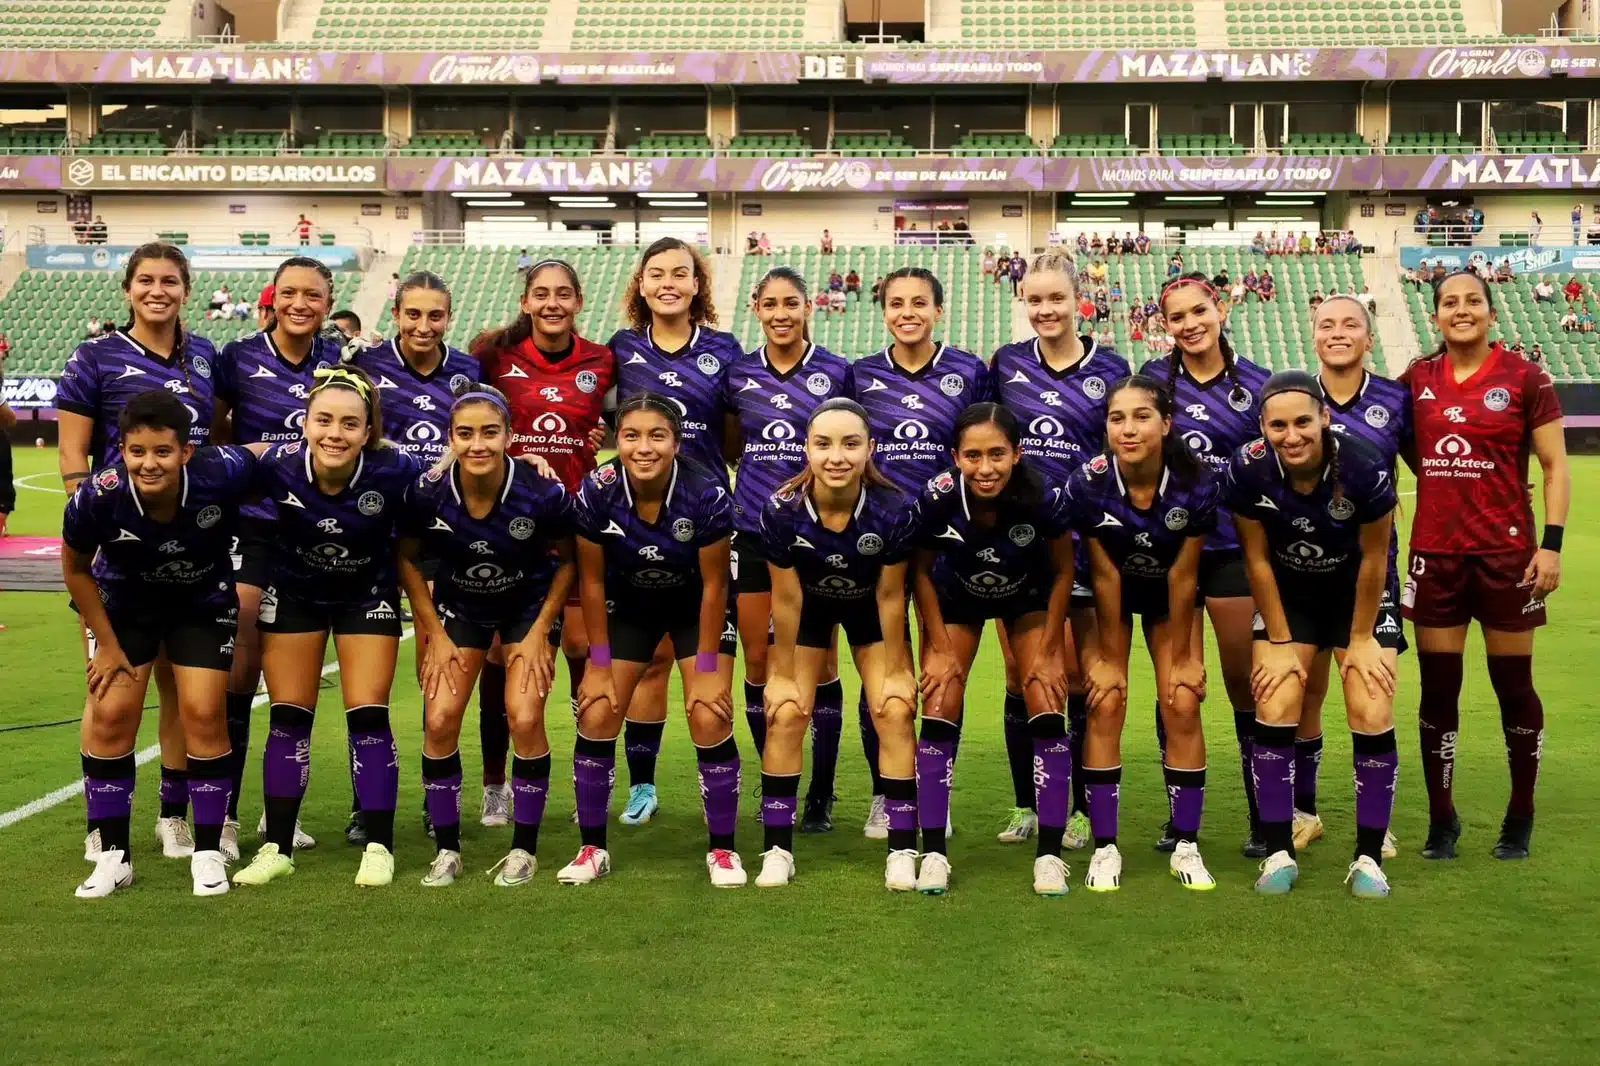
[310,366,372,402]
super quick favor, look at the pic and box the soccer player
[63,391,252,897]
[398,383,576,887]
[912,404,1075,896]
[991,249,1129,850]
[212,256,343,859]
[561,395,742,887]
[1143,274,1271,856]
[757,399,920,891]
[1401,271,1568,861]
[849,266,990,839]
[472,258,615,831]
[230,366,418,889]
[725,266,852,833]
[1293,295,1409,859]
[57,242,217,864]
[607,239,742,825]
[1068,375,1220,893]
[1227,371,1402,898]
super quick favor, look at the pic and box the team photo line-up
[57,234,1569,901]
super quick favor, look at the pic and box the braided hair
[1160,271,1248,409]
[1105,373,1206,484]
[1259,369,1343,505]
[119,242,195,398]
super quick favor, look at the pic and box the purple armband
[589,644,612,667]
[695,652,719,673]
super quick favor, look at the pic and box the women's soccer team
[59,238,1569,900]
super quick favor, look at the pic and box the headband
[310,365,373,404]
[452,390,510,417]
[1160,277,1219,305]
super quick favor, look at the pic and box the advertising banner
[60,155,385,191]
[1398,245,1600,273]
[1,375,60,410]
[1386,154,1600,190]
[26,244,365,272]
[0,156,62,189]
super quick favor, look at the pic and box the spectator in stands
[1430,262,1447,284]
[88,215,108,245]
[1414,207,1430,239]
[1574,204,1584,245]
[814,290,830,315]
[828,270,844,294]
[1530,211,1543,246]
[1090,233,1104,256]
[845,269,861,301]
[1121,233,1137,255]
[828,288,847,315]
[1142,296,1159,320]
[746,232,760,254]
[1259,269,1277,302]
[821,229,834,254]
[516,249,533,274]
[981,248,997,281]
[1298,232,1313,254]
[1582,309,1596,334]
[1008,253,1026,297]
[1250,231,1267,256]
[1530,342,1546,366]
[1166,254,1183,280]
[1088,259,1108,287]
[256,283,275,331]
[1109,279,1123,303]
[954,217,971,245]
[1134,231,1150,255]
[1076,233,1089,257]
[1266,230,1281,256]
[1468,205,1485,239]
[1212,266,1230,292]
[1494,259,1514,284]
[209,283,231,315]
[1314,233,1329,254]
[758,232,772,255]
[1357,285,1377,314]
[1560,308,1579,332]
[1534,276,1557,303]
[1094,288,1111,324]
[1309,288,1324,311]
[387,272,400,301]
[1472,257,1493,282]
[1079,293,1096,333]
[1509,341,1525,358]
[294,214,314,246]
[1284,232,1301,255]
[85,317,103,339]
[1564,276,1584,304]
[331,310,362,340]
[871,276,884,305]
[230,300,250,321]
[1243,268,1260,300]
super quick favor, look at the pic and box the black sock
[1235,709,1262,835]
[761,771,799,853]
[83,751,136,859]
[511,753,550,855]
[159,765,188,819]
[882,775,918,853]
[1155,698,1168,757]
[186,753,231,853]
[858,690,884,794]
[422,751,463,853]
[623,719,665,786]
[1294,733,1323,815]
[265,795,301,853]
[479,663,509,784]
[807,678,844,802]
[1002,691,1034,810]
[224,691,253,820]
[743,679,767,757]
[1067,692,1088,816]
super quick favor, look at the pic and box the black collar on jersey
[1030,336,1097,379]
[263,328,325,371]
[621,457,679,513]
[802,483,869,523]
[115,327,184,366]
[1173,354,1230,392]
[1318,369,1370,413]
[126,465,190,516]
[646,323,702,358]
[1273,433,1338,484]
[386,338,449,381]
[450,454,517,507]
[758,341,815,380]
[878,343,945,379]
[302,443,364,489]
[1111,458,1170,508]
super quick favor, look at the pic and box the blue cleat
[619,783,659,825]
[1254,850,1299,895]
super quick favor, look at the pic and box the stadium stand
[1405,274,1598,381]
[1156,135,1247,157]
[950,133,1039,157]
[0,0,164,46]
[960,0,1198,47]
[1050,134,1139,158]
[522,135,601,156]
[727,134,812,156]
[1386,131,1476,154]
[0,129,65,155]
[200,132,286,155]
[832,134,916,157]
[570,0,808,48]
[629,135,715,157]
[310,0,549,48]
[1284,133,1375,156]
[1224,0,1467,44]
[302,133,390,156]
[399,133,489,157]
[76,131,167,155]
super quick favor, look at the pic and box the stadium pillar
[709,193,735,255]
[709,90,735,146]
[386,92,414,142]
[68,89,95,142]
[1028,192,1052,253]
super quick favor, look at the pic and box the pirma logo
[1434,433,1472,457]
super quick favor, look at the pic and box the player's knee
[741,645,769,684]
[769,699,812,736]
[1087,692,1126,731]
[1255,684,1302,726]
[922,682,966,723]
[423,702,463,742]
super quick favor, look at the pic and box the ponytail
[1106,373,1206,485]
[471,258,583,360]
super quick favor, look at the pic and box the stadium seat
[961,0,1196,47]
[571,0,808,49]
[310,0,547,48]
[0,0,164,46]
[1223,0,1468,44]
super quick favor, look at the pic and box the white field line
[14,472,65,494]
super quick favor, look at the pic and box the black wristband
[1269,638,1294,646]
[62,471,89,483]
[1541,524,1564,553]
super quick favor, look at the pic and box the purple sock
[83,755,136,827]
[1294,734,1323,814]
[158,766,188,818]
[573,736,616,845]
[915,719,958,833]
[422,752,463,850]
[511,752,551,855]
[882,776,918,851]
[1353,729,1399,862]
[1252,721,1297,853]
[1165,765,1206,841]
[762,775,798,829]
[347,706,399,814]
[1085,770,1121,844]
[808,678,844,801]
[1031,716,1072,831]
[695,737,742,848]
[263,706,313,800]
[185,754,232,852]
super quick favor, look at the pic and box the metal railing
[1395,225,1595,249]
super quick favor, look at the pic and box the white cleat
[1346,854,1392,899]
[706,848,748,888]
[489,848,538,887]
[1085,843,1123,892]
[219,819,241,863]
[885,847,919,892]
[1382,829,1399,861]
[76,848,134,899]
[190,850,230,897]
[421,849,463,888]
[1292,810,1325,850]
[863,795,889,840]
[1253,849,1299,896]
[83,829,102,862]
[916,851,951,895]
[257,812,317,850]
[997,807,1038,843]
[754,847,795,888]
[556,845,611,885]
[1171,840,1218,891]
[480,783,512,828]
[1033,854,1070,897]
[156,816,195,859]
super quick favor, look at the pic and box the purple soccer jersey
[991,337,1130,483]
[1137,352,1270,554]
[248,441,419,606]
[724,342,852,536]
[56,330,218,466]
[760,483,919,605]
[352,339,481,467]
[610,325,742,484]
[848,344,993,495]
[1321,369,1412,586]
[212,331,342,521]
[572,456,733,601]
[917,466,1073,605]
[400,457,574,625]
[62,445,255,614]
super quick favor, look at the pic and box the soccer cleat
[220,820,241,863]
[1253,850,1299,895]
[1421,816,1461,860]
[1063,810,1091,851]
[885,848,919,892]
[863,795,889,840]
[556,845,611,885]
[750,782,764,823]
[480,783,512,828]
[619,783,659,826]
[354,843,395,887]
[1382,830,1399,861]
[190,850,230,897]
[1241,834,1271,860]
[706,849,748,888]
[422,808,435,841]
[75,848,134,899]
[1346,855,1391,899]
[916,852,951,895]
[1033,854,1070,897]
[800,793,836,834]
[345,811,368,847]
[232,843,295,887]
[489,848,538,887]
[1292,810,1325,850]
[258,812,317,851]
[1153,820,1178,853]
[421,849,463,887]
[1492,815,1533,861]
[1085,844,1122,892]
[156,816,195,859]
[1171,841,1218,891]
[755,847,795,888]
[83,829,102,862]
[997,807,1037,844]
[946,811,955,839]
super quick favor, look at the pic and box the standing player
[725,266,852,832]
[608,238,741,825]
[472,258,615,829]
[561,396,742,887]
[758,399,920,890]
[1068,376,1220,892]
[398,383,576,887]
[911,404,1076,895]
[1402,271,1568,860]
[991,249,1129,849]
[849,266,990,838]
[230,366,418,889]
[211,256,343,858]
[1292,295,1408,859]
[1228,371,1402,898]
[63,392,252,897]
[1143,274,1271,855]
[57,242,217,863]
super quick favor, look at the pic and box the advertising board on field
[1,376,59,410]
[60,156,386,191]
[1398,245,1600,273]
[25,244,364,272]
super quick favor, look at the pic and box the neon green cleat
[354,843,394,887]
[232,843,295,887]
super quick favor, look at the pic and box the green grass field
[1,445,1597,1065]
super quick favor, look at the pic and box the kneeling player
[63,391,254,897]
[399,383,576,887]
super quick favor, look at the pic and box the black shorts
[730,530,771,596]
[608,594,737,663]
[1070,537,1095,609]
[86,602,239,672]
[440,603,562,652]
[231,515,276,590]
[257,584,404,637]
[1199,549,1252,600]
[1252,583,1408,653]
[1119,576,1170,623]
[938,583,1050,627]
[414,551,442,584]
[798,595,882,649]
